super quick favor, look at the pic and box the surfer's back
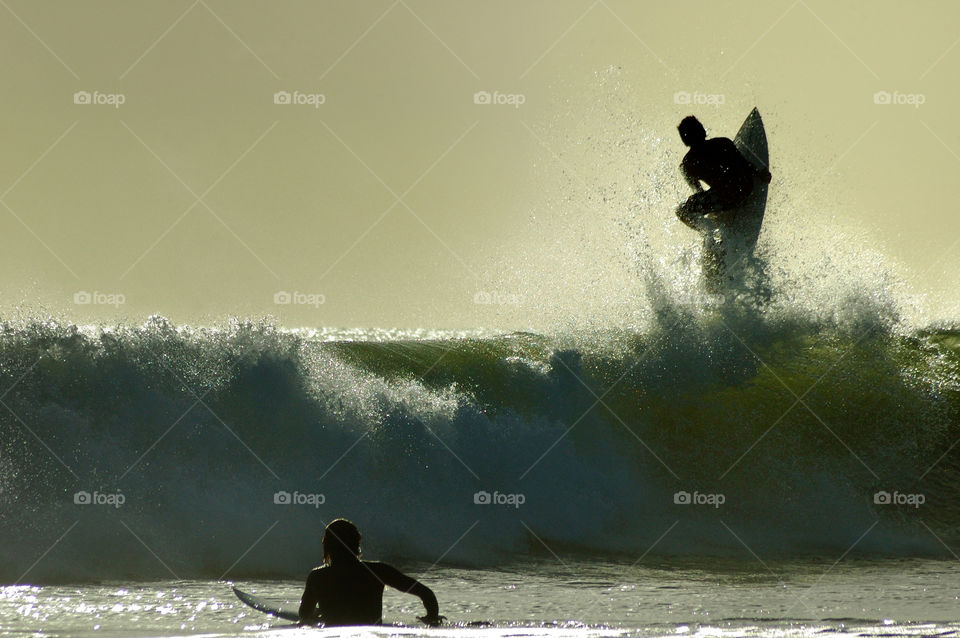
[302,559,387,625]
[298,519,442,626]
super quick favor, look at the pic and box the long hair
[322,518,362,565]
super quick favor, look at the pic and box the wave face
[2,298,960,582]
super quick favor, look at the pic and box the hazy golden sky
[1,1,957,330]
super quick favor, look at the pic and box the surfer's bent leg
[676,191,720,231]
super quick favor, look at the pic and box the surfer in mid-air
[675,114,772,285]
[298,518,443,627]
[676,115,770,228]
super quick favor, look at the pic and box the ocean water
[4,557,960,637]
[2,239,960,635]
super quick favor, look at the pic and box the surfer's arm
[741,151,771,184]
[371,562,441,624]
[680,154,703,193]
[297,570,322,625]
[681,163,704,192]
[747,160,771,184]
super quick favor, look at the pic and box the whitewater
[2,300,958,580]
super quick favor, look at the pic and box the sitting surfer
[298,518,443,627]
[675,115,772,284]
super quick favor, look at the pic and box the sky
[1,0,958,330]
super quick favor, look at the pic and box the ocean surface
[4,558,960,637]
[2,252,960,635]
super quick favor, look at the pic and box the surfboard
[727,107,769,253]
[233,586,300,622]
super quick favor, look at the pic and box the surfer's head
[322,518,362,565]
[678,116,706,146]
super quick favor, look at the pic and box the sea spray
[0,305,957,582]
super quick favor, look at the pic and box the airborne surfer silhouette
[675,114,772,286]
